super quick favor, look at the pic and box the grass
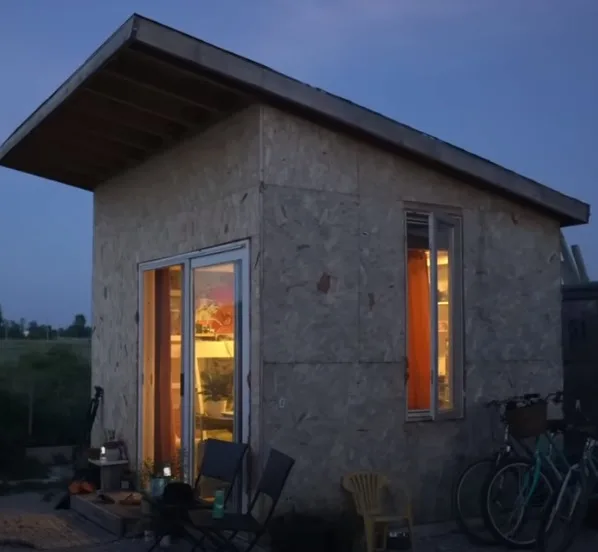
[0,339,91,365]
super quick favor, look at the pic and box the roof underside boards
[0,35,252,189]
[0,14,590,226]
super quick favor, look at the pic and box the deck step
[71,492,143,537]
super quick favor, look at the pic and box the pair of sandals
[119,492,142,506]
[68,480,95,494]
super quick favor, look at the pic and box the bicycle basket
[506,400,547,439]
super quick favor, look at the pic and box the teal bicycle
[537,421,598,552]
[481,391,568,549]
[453,393,539,545]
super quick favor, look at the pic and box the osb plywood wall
[92,102,562,522]
[91,106,262,460]
[258,106,562,521]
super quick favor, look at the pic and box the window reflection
[436,221,452,410]
[193,263,237,500]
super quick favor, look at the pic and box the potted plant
[200,367,233,417]
[139,459,157,492]
[139,449,184,502]
[139,449,185,488]
[137,459,157,518]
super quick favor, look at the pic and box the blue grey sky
[0,0,596,326]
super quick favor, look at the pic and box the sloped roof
[0,14,590,226]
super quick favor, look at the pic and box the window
[405,210,463,419]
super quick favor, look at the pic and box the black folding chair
[147,439,248,551]
[194,438,249,506]
[187,448,295,552]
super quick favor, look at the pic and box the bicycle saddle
[546,418,567,433]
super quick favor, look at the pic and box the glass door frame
[186,248,250,494]
[137,240,251,491]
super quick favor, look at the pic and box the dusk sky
[0,0,596,327]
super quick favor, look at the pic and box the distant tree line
[0,304,91,339]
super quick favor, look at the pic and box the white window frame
[404,209,464,421]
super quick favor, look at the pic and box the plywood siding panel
[91,107,262,459]
[259,106,562,522]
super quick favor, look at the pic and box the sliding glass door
[138,242,249,502]
[189,252,247,502]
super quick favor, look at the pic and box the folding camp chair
[147,439,248,551]
[187,448,295,552]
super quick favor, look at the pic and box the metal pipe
[571,244,590,282]
[560,232,580,284]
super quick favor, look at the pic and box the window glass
[141,265,184,482]
[406,211,462,418]
[406,214,431,412]
[436,220,453,411]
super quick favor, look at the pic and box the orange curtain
[407,250,432,410]
[154,268,175,467]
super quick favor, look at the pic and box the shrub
[0,343,91,449]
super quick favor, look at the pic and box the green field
[0,338,92,451]
[0,338,91,365]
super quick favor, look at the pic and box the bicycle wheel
[453,457,500,545]
[537,474,588,552]
[482,458,555,549]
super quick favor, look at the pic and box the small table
[142,489,214,551]
[88,459,129,492]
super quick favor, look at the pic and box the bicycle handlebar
[523,393,541,400]
[484,390,563,409]
[546,391,564,404]
[485,397,519,408]
[485,395,530,408]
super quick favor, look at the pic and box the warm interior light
[163,466,172,477]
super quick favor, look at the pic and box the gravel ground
[1,490,598,552]
[417,529,598,552]
[2,531,598,552]
[0,490,115,552]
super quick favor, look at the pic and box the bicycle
[481,391,566,549]
[453,393,538,545]
[536,421,598,552]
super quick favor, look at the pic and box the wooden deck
[70,491,144,536]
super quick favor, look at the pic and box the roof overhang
[0,14,590,227]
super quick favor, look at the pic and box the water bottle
[212,489,225,519]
